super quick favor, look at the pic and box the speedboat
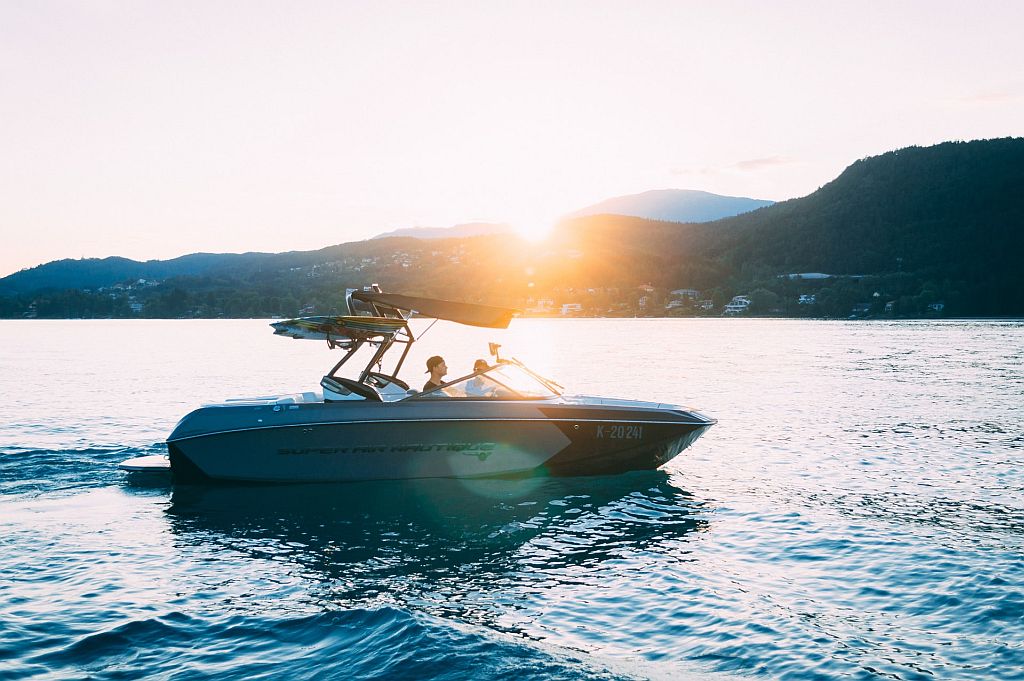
[125,287,715,482]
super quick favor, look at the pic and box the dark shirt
[422,379,446,393]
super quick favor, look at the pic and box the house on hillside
[798,294,816,305]
[783,273,832,280]
[671,288,701,299]
[723,296,751,315]
[560,303,583,316]
[524,299,555,315]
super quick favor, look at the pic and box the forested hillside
[704,138,1024,276]
[3,139,1022,319]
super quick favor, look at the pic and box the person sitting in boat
[465,359,496,397]
[422,355,449,395]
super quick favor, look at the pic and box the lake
[1,318,1022,680]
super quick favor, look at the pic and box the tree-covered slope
[704,138,1024,277]
[0,252,278,295]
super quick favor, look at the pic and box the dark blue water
[2,319,1022,680]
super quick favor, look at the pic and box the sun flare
[509,212,560,243]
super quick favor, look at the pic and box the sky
[2,0,1022,277]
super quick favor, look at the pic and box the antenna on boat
[489,342,502,362]
[417,316,438,340]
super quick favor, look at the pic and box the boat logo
[277,441,497,461]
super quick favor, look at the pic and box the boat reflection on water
[164,472,709,627]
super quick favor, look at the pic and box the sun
[509,211,559,243]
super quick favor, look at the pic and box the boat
[125,286,715,482]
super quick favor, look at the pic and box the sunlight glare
[509,210,559,242]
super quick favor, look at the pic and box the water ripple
[16,608,648,681]
[2,319,1023,680]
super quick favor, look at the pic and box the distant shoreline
[4,315,1022,322]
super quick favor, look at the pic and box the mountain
[0,237,455,296]
[3,138,1022,318]
[566,189,774,223]
[698,139,1024,278]
[0,252,279,296]
[549,138,1024,315]
[557,139,1024,274]
[372,222,513,240]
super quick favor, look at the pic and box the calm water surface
[1,319,1022,680]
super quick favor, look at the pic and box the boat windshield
[412,363,559,400]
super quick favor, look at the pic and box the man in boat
[465,359,496,397]
[422,355,449,394]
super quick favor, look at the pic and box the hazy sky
[2,1,1022,276]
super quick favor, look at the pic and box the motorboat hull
[167,398,714,483]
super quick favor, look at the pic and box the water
[1,319,1022,680]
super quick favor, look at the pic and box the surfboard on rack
[269,316,408,342]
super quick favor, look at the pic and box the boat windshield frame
[404,358,562,401]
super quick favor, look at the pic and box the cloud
[964,92,1014,103]
[951,91,1022,105]
[732,155,797,171]
[671,155,798,176]
[669,167,718,176]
